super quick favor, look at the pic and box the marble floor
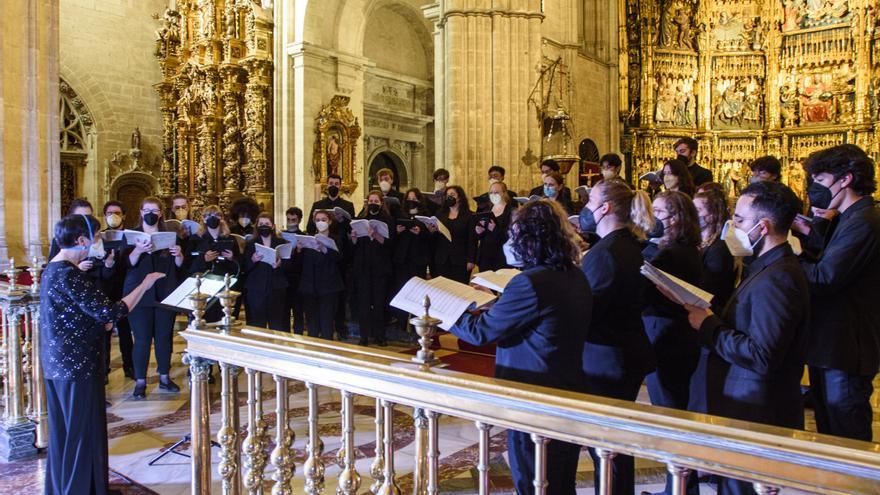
[1,323,878,495]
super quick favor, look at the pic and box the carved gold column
[186,354,213,495]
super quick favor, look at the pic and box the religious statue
[154,8,181,58]
[782,0,806,31]
[326,134,342,177]
[659,3,679,47]
[131,128,141,150]
[198,0,216,39]
[800,75,834,124]
[714,79,747,127]
[673,83,695,127]
[674,8,694,50]
[780,73,800,127]
[721,162,743,200]
[655,77,677,124]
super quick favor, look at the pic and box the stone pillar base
[0,421,38,461]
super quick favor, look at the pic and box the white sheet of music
[390,276,496,330]
[349,219,371,237]
[641,262,713,309]
[255,242,277,265]
[470,268,521,293]
[160,277,228,312]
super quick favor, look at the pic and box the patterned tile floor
[0,321,877,495]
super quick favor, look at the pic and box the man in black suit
[670,180,809,495]
[375,167,404,218]
[306,174,355,234]
[473,165,515,211]
[799,144,880,442]
[674,137,713,187]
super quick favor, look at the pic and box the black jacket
[528,186,574,214]
[450,265,592,392]
[242,236,290,293]
[700,237,736,312]
[122,228,182,308]
[801,197,880,375]
[690,243,810,429]
[475,204,516,272]
[306,196,356,234]
[433,210,477,267]
[187,232,242,279]
[582,229,655,379]
[688,163,713,187]
[352,211,395,279]
[298,230,347,296]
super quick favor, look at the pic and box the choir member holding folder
[448,200,591,495]
[242,214,291,332]
[124,197,185,400]
[298,210,347,339]
[426,185,477,284]
[579,179,658,495]
[693,189,736,311]
[188,205,242,323]
[351,191,395,346]
[306,174,355,233]
[474,181,517,272]
[641,191,703,412]
[391,189,432,332]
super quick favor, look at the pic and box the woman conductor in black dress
[42,214,164,495]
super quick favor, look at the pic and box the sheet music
[414,216,452,242]
[349,220,371,237]
[102,230,125,242]
[369,220,389,239]
[160,276,229,312]
[123,230,176,251]
[315,233,339,252]
[640,262,713,309]
[254,242,277,265]
[182,219,200,236]
[230,234,247,252]
[280,231,297,244]
[470,268,521,293]
[294,234,319,251]
[276,243,295,260]
[333,207,352,221]
[391,277,495,330]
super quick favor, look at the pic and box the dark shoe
[158,378,180,393]
[358,338,369,346]
[123,366,135,380]
[133,383,147,399]
[375,338,388,347]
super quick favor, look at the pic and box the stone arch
[366,147,409,191]
[58,77,99,215]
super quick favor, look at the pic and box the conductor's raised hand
[144,272,166,288]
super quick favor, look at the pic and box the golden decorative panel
[153,0,273,210]
[620,0,880,200]
[312,96,362,196]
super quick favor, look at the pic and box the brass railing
[183,283,880,495]
[0,258,47,460]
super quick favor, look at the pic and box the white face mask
[315,220,329,232]
[238,217,251,228]
[502,238,524,267]
[434,180,447,192]
[379,180,391,193]
[409,208,419,215]
[601,169,618,180]
[489,193,503,206]
[88,238,106,260]
[106,214,122,229]
[722,220,763,257]
[174,208,188,220]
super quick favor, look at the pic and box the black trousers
[116,317,132,369]
[507,429,580,495]
[246,288,291,333]
[356,274,389,342]
[809,366,875,441]
[45,376,109,495]
[304,293,339,340]
[129,305,176,379]
[435,261,470,284]
[645,352,698,410]
[335,267,352,338]
[288,287,305,335]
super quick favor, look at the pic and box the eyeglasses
[141,209,160,214]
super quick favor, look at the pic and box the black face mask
[257,225,273,237]
[676,153,690,164]
[205,216,221,229]
[368,203,381,215]
[405,200,420,210]
[807,180,839,210]
[327,185,340,198]
[579,206,600,233]
[444,196,457,207]
[143,212,159,226]
[647,217,665,239]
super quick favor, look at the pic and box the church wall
[59,0,167,209]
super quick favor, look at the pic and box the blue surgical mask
[543,185,557,198]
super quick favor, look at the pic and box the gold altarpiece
[620,0,878,200]
[153,0,273,210]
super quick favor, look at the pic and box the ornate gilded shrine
[312,96,362,195]
[153,0,273,210]
[620,0,878,199]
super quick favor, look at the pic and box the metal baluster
[667,464,691,495]
[3,306,26,426]
[753,483,781,495]
[426,411,440,495]
[596,448,617,495]
[270,376,295,495]
[371,397,385,493]
[186,354,213,495]
[412,408,428,495]
[29,303,47,449]
[531,434,549,495]
[218,362,242,495]
[21,306,31,416]
[304,382,325,495]
[337,390,361,495]
[476,422,492,495]
[243,369,269,494]
[377,400,401,495]
[0,307,7,422]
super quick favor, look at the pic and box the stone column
[423,4,444,174]
[439,1,544,195]
[1,0,60,260]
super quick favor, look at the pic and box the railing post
[378,400,401,495]
[412,408,428,495]
[371,397,385,494]
[218,362,242,495]
[531,433,549,495]
[426,411,440,495]
[337,390,361,495]
[270,375,294,495]
[304,382,325,495]
[476,422,492,495]
[27,300,47,449]
[242,369,269,495]
[186,353,214,495]
[667,464,691,495]
[753,483,781,495]
[596,448,617,495]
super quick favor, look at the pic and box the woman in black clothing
[475,181,517,271]
[124,197,185,400]
[299,210,347,339]
[580,179,656,495]
[228,196,259,237]
[242,214,291,332]
[541,172,574,214]
[391,189,432,332]
[427,185,476,283]
[693,189,737,311]
[642,191,703,411]
[659,159,696,197]
[351,191,395,346]
[188,205,242,322]
[42,214,164,495]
